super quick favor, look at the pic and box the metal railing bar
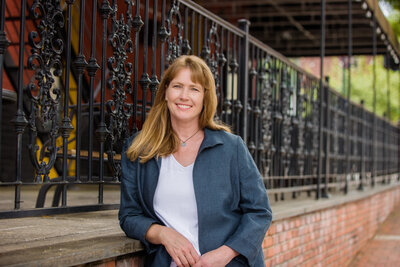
[0,204,120,219]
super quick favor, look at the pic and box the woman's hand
[145,224,200,267]
[193,245,239,267]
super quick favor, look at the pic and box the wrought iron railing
[0,0,399,218]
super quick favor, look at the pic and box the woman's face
[165,68,205,126]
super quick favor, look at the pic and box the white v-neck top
[153,154,200,266]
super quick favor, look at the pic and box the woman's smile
[176,103,192,110]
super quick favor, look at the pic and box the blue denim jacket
[119,128,272,266]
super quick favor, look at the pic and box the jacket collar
[198,128,224,153]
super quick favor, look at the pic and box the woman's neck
[171,120,201,139]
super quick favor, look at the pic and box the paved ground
[349,204,400,267]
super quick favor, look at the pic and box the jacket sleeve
[118,138,159,254]
[224,136,273,266]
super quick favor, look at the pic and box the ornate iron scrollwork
[296,75,305,177]
[202,22,226,119]
[105,0,134,180]
[165,0,183,67]
[311,83,320,176]
[280,67,292,177]
[260,55,274,177]
[27,0,64,182]
[202,23,226,87]
[332,95,339,175]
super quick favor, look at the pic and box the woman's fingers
[160,227,200,266]
[173,242,198,267]
[190,248,201,262]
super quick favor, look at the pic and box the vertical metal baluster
[235,34,243,137]
[271,57,278,182]
[191,10,195,55]
[322,77,330,198]
[317,0,326,199]
[254,47,262,168]
[182,6,190,55]
[296,72,305,198]
[230,34,238,130]
[97,0,112,204]
[306,78,312,196]
[359,100,365,190]
[133,0,143,132]
[274,62,282,201]
[73,0,88,182]
[280,65,290,201]
[223,30,230,124]
[0,0,10,173]
[87,0,100,182]
[260,51,271,179]
[12,0,28,209]
[196,15,201,57]
[150,0,159,106]
[219,28,224,118]
[140,0,150,122]
[382,116,386,183]
[248,44,256,157]
[60,0,75,206]
[267,56,274,184]
[159,0,166,76]
[200,17,207,60]
[238,20,249,142]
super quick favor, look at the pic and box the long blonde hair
[127,55,230,163]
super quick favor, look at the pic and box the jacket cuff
[224,236,258,266]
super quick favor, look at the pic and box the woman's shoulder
[205,128,243,145]
[123,132,140,152]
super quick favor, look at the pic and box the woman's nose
[179,87,189,99]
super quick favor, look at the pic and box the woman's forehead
[171,68,204,86]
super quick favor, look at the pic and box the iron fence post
[372,7,377,188]
[317,0,326,199]
[344,0,352,195]
[12,0,29,209]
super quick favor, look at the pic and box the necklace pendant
[181,142,186,147]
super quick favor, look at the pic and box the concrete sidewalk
[349,204,400,266]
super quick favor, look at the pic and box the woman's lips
[176,103,192,110]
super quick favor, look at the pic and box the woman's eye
[173,84,182,88]
[191,87,199,92]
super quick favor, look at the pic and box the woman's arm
[222,136,272,266]
[118,152,159,253]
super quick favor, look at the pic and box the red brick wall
[82,253,145,267]
[87,186,400,267]
[263,186,400,267]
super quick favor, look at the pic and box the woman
[119,55,272,267]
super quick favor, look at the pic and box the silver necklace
[178,129,201,147]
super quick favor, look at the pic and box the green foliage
[382,0,400,10]
[381,0,400,42]
[337,56,400,123]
